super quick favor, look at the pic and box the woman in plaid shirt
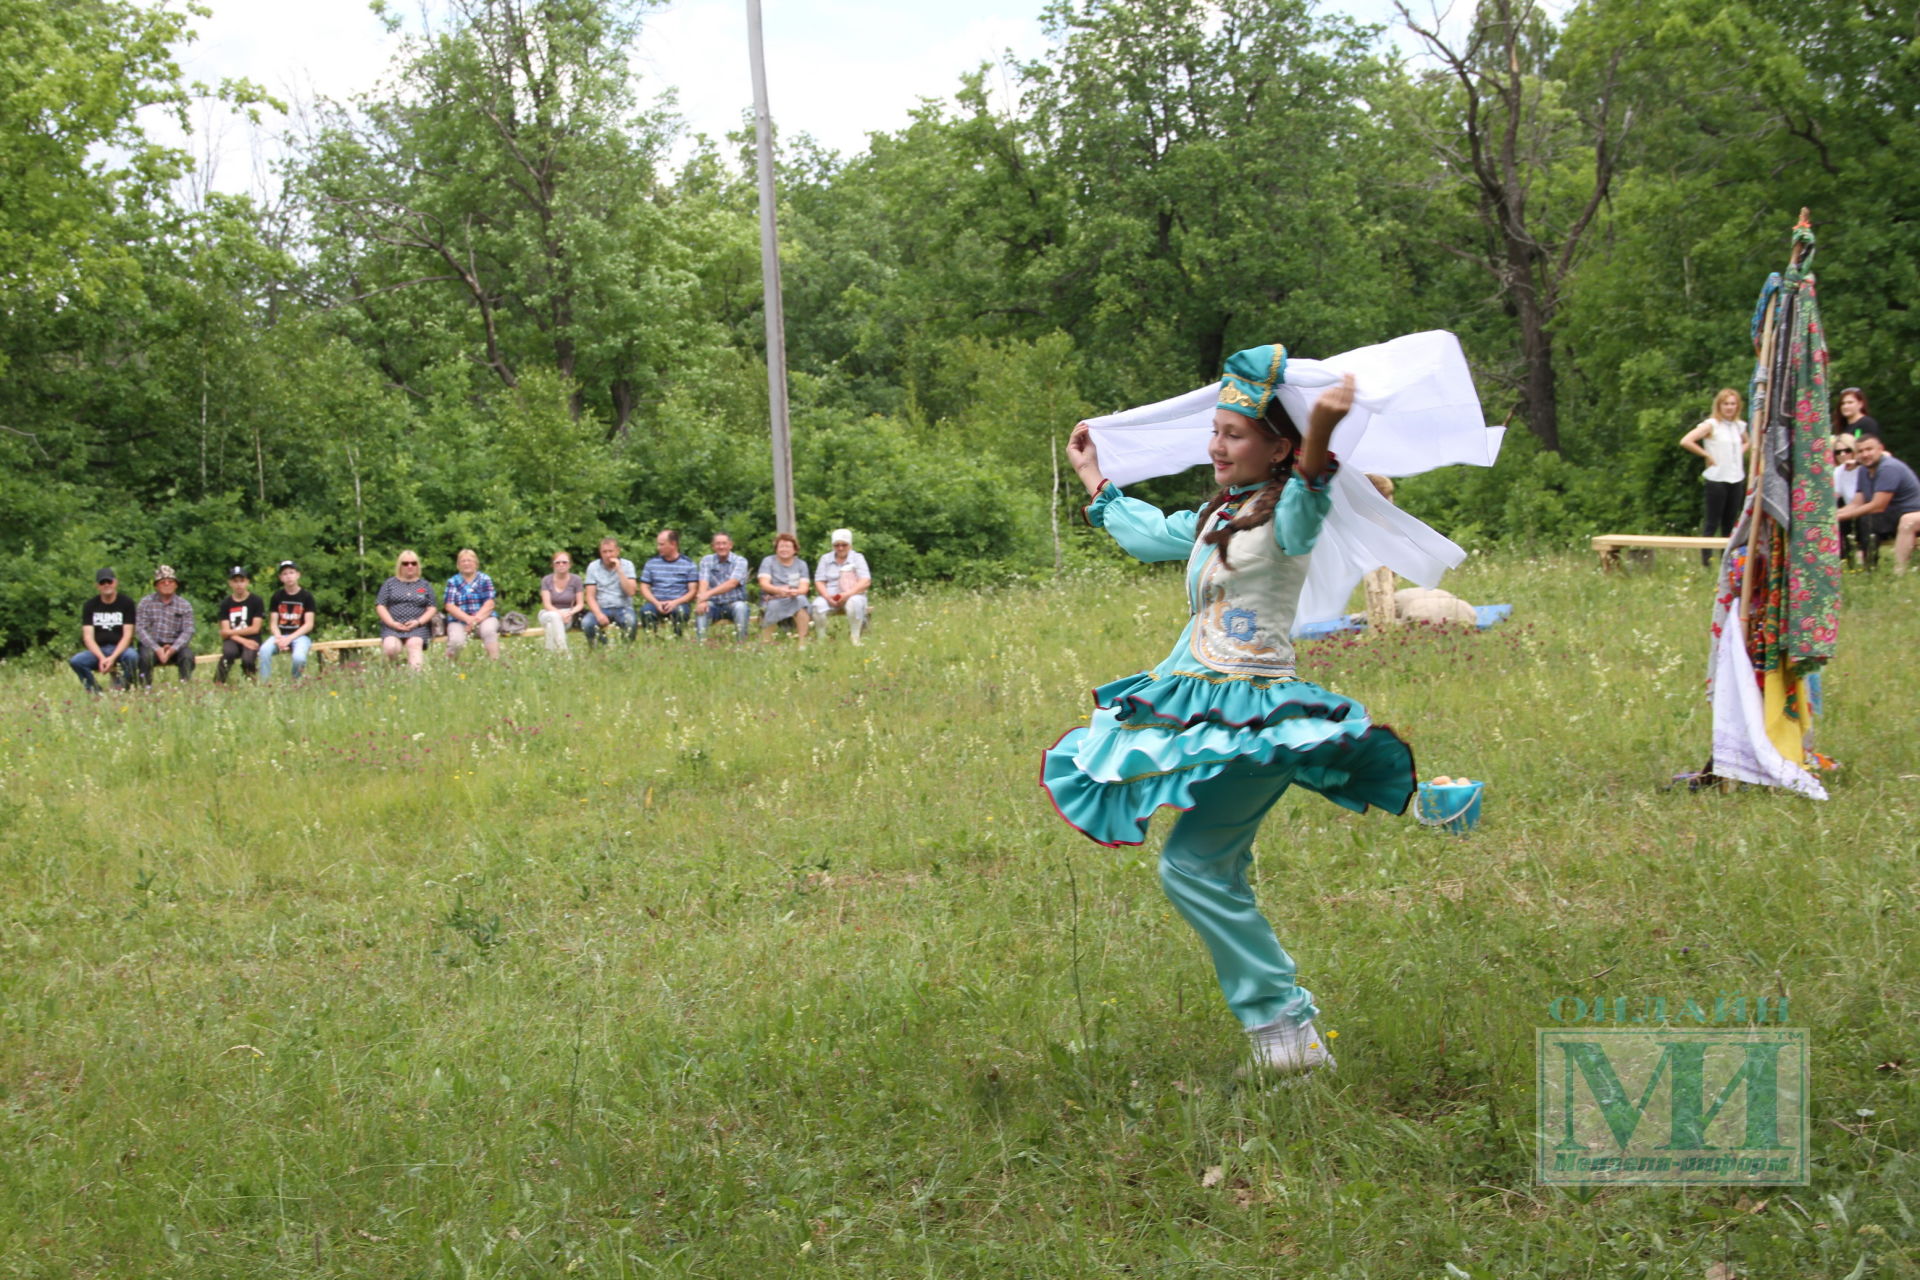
[443,548,502,661]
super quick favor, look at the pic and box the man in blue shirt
[640,529,699,636]
[1837,436,1920,572]
[695,531,752,641]
[582,537,640,644]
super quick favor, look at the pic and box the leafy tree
[0,0,195,356]
[301,0,723,434]
[1393,0,1667,452]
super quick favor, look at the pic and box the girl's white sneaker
[1242,1016,1336,1077]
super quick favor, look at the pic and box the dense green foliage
[2,0,1915,656]
[2,559,1917,1275]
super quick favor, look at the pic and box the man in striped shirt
[640,529,699,637]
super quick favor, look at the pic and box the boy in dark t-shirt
[214,566,267,684]
[262,560,318,682]
[70,567,136,693]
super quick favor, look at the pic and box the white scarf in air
[1082,331,1504,630]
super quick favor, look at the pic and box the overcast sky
[153,0,1425,196]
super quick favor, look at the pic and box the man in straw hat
[135,564,197,684]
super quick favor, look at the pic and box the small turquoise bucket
[1416,780,1485,834]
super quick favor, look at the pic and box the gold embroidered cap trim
[1218,382,1261,410]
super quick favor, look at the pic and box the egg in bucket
[1416,775,1484,834]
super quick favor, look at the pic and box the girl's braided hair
[1196,401,1304,569]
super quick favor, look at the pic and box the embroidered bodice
[1085,470,1336,679]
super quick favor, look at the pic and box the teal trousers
[1158,760,1317,1029]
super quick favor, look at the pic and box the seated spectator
[1831,434,1862,563]
[376,549,438,670]
[443,548,502,661]
[539,550,587,655]
[757,532,812,643]
[70,568,136,694]
[136,564,197,685]
[582,537,639,645]
[261,560,317,683]
[1837,436,1920,573]
[214,567,266,683]
[810,528,871,645]
[696,531,752,641]
[640,529,698,637]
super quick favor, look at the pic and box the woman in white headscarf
[809,527,871,645]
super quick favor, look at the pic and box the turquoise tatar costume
[1040,345,1414,1032]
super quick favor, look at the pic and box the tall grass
[1,554,1915,1278]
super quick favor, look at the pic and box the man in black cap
[213,566,267,683]
[69,569,136,694]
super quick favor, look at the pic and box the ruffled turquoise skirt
[1040,667,1416,848]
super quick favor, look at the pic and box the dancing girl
[1041,346,1418,1078]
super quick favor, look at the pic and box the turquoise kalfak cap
[1216,344,1288,418]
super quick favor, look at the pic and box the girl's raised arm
[1070,422,1200,562]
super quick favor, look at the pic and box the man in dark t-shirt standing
[214,566,267,683]
[70,568,136,694]
[262,560,318,683]
[1837,436,1920,572]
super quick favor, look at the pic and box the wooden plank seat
[310,637,385,656]
[187,633,533,665]
[185,610,840,665]
[1592,534,1728,569]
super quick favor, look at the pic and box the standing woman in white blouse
[1679,388,1751,565]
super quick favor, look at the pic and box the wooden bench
[188,632,546,666]
[306,631,550,661]
[185,613,797,667]
[1592,534,1728,570]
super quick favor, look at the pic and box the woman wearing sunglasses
[1830,434,1861,564]
[376,550,439,670]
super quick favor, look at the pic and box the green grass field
[2,553,1916,1278]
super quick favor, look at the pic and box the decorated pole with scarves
[1700,211,1842,798]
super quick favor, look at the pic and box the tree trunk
[199,348,210,497]
[345,443,368,598]
[253,422,267,507]
[609,379,635,439]
[1050,434,1064,575]
[1197,319,1230,386]
[1507,238,1560,452]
